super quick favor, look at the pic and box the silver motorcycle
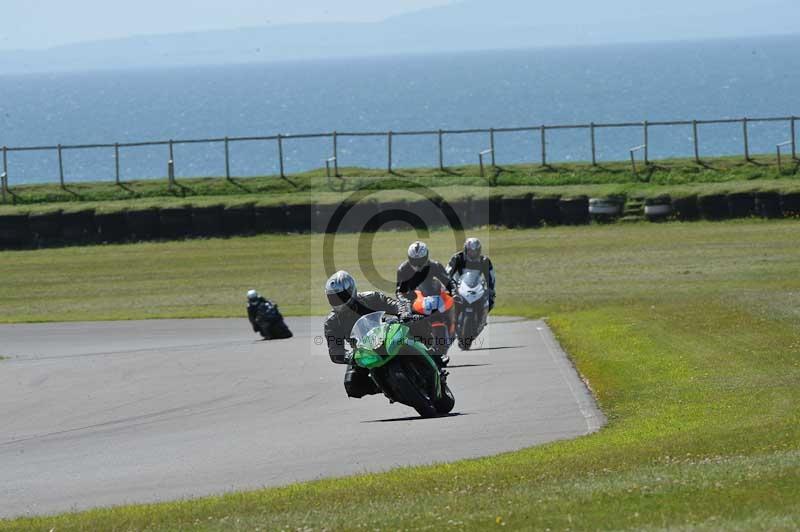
[454,270,490,351]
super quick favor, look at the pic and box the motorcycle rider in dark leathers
[247,289,293,339]
[396,241,455,304]
[324,271,409,398]
[396,241,456,362]
[447,237,496,311]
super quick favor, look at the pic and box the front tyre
[434,382,455,414]
[457,314,475,351]
[388,362,438,418]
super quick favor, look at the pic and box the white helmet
[247,289,260,303]
[325,270,357,308]
[407,241,430,271]
[465,238,482,261]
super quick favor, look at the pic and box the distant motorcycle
[250,299,293,340]
[454,270,490,351]
[350,311,455,418]
[408,278,455,366]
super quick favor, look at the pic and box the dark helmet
[464,237,482,261]
[407,241,430,272]
[325,270,357,308]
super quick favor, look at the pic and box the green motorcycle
[350,311,455,418]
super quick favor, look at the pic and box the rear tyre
[388,360,438,418]
[434,382,455,414]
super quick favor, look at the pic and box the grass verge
[1,220,799,530]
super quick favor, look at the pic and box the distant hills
[2,0,799,74]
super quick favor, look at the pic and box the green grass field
[1,220,799,530]
[1,154,798,216]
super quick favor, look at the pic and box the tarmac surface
[0,316,604,518]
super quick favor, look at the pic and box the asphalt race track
[0,317,604,518]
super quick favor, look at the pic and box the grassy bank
[1,220,799,530]
[1,154,798,216]
[1,219,798,323]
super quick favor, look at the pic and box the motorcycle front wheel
[457,314,474,351]
[434,382,455,414]
[387,359,438,418]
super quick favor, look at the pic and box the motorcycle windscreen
[350,312,386,349]
[460,269,483,288]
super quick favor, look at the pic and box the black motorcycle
[249,299,293,340]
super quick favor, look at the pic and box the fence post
[437,129,444,170]
[743,117,750,161]
[114,143,121,184]
[489,128,496,167]
[277,134,285,179]
[332,131,339,177]
[168,139,174,174]
[540,126,547,166]
[57,144,65,189]
[387,130,393,173]
[643,121,649,165]
[1,146,7,204]
[692,120,700,163]
[791,116,797,160]
[168,160,175,190]
[590,122,597,166]
[224,137,231,180]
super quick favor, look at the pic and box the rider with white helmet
[246,289,292,339]
[323,270,407,399]
[447,237,496,311]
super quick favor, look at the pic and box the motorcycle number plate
[465,308,474,312]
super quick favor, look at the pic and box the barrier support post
[1,146,7,204]
[540,126,547,166]
[387,131,393,173]
[438,129,444,170]
[489,128,496,167]
[277,134,285,179]
[57,144,65,189]
[332,131,339,177]
[114,143,121,184]
[743,117,751,161]
[224,137,231,181]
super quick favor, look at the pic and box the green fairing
[354,322,441,399]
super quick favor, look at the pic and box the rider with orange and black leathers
[396,241,455,355]
[324,271,407,398]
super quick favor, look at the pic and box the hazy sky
[0,0,453,50]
